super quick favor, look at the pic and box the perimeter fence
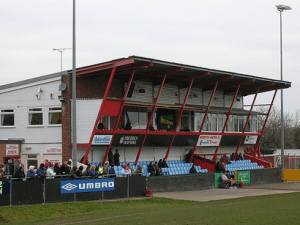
[0,174,146,206]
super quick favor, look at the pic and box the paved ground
[153,181,300,202]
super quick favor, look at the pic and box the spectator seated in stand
[158,159,163,169]
[221,171,237,187]
[162,158,169,168]
[127,163,133,175]
[215,162,225,173]
[97,122,105,130]
[122,165,130,177]
[14,166,25,179]
[37,163,48,178]
[153,161,162,176]
[238,153,244,160]
[148,162,156,176]
[124,119,132,130]
[226,156,231,164]
[230,153,235,161]
[46,164,56,178]
[133,165,143,176]
[190,164,197,174]
[150,124,155,131]
[109,164,116,178]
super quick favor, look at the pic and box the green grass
[1,193,300,224]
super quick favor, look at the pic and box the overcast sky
[1,1,299,114]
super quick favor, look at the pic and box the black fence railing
[0,174,147,206]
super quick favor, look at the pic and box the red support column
[165,78,194,159]
[212,84,240,162]
[134,74,167,166]
[82,67,116,164]
[189,81,219,163]
[233,88,260,160]
[259,90,277,139]
[101,70,136,165]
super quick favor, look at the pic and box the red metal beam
[83,67,116,164]
[212,84,240,163]
[133,66,183,81]
[165,78,194,159]
[258,90,277,142]
[189,81,219,163]
[134,74,167,165]
[101,70,136,165]
[233,88,260,160]
[165,71,210,85]
[74,58,135,76]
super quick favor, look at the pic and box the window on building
[1,109,14,126]
[27,155,38,170]
[49,107,62,125]
[126,107,148,129]
[28,108,43,125]
[180,111,194,131]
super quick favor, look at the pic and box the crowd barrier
[0,174,146,206]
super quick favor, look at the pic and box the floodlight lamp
[276,4,292,12]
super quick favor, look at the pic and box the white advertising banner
[244,136,258,145]
[197,135,222,146]
[92,135,113,145]
[6,144,19,155]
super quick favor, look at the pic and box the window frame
[28,107,44,127]
[48,107,62,126]
[0,109,15,127]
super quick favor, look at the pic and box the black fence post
[43,177,46,204]
[9,176,12,206]
[127,175,130,198]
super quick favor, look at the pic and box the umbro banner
[60,179,115,194]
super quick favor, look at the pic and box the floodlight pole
[277,5,291,168]
[72,0,77,165]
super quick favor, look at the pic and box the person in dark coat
[61,161,70,174]
[158,159,163,169]
[14,166,25,179]
[190,165,197,174]
[148,162,156,176]
[215,162,225,173]
[76,166,83,177]
[108,148,114,166]
[4,159,14,176]
[125,120,132,130]
[97,122,105,130]
[109,164,116,178]
[54,163,61,175]
[162,158,169,168]
[36,163,48,178]
[114,149,120,166]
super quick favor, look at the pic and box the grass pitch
[1,192,300,224]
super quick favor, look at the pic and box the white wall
[180,87,202,105]
[154,84,179,105]
[76,99,102,143]
[125,81,153,103]
[0,78,62,143]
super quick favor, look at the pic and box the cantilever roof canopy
[70,56,291,96]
